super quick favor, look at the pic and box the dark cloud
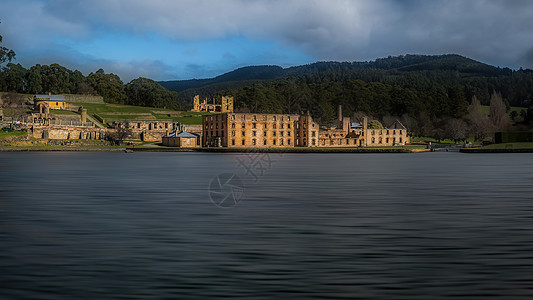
[2,0,533,80]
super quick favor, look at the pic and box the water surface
[1,152,533,299]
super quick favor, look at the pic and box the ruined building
[202,105,409,148]
[192,95,233,113]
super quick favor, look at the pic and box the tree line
[0,63,187,110]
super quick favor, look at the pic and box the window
[231,115,235,120]
[288,116,291,121]
[280,131,284,137]
[281,123,284,129]
[253,115,257,121]
[312,139,316,145]
[263,131,267,137]
[386,137,389,143]
[273,131,276,137]
[280,139,284,145]
[232,123,235,129]
[242,139,245,145]
[252,131,256,137]
[273,139,276,145]
[263,139,267,145]
[242,123,245,128]
[393,130,396,135]
[232,131,235,137]
[242,131,246,137]
[216,123,218,129]
[232,139,235,145]
[264,124,267,129]
[288,124,291,129]
[288,139,291,145]
[372,137,375,143]
[273,124,277,129]
[400,137,403,143]
[288,131,291,137]
[252,139,256,145]
[273,116,277,121]
[312,131,316,137]
[399,130,402,135]
[387,130,390,135]
[252,123,257,129]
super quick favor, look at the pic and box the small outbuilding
[162,130,200,147]
[34,94,67,113]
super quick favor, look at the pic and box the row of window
[231,138,292,146]
[370,137,403,144]
[230,130,292,137]
[230,115,292,122]
[370,129,403,135]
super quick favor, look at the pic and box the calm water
[1,152,533,299]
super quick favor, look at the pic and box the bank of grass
[479,142,533,150]
[49,109,78,116]
[0,128,27,138]
[71,102,209,124]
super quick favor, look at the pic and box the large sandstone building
[202,106,409,148]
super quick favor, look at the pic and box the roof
[388,120,407,129]
[164,130,199,138]
[35,94,66,101]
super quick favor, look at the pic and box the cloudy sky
[1,0,533,82]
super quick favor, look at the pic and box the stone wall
[30,126,109,140]
[64,94,105,104]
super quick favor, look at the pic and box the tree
[0,21,16,64]
[87,69,127,104]
[125,77,179,109]
[465,95,490,141]
[107,121,132,145]
[489,91,511,132]
[444,118,468,143]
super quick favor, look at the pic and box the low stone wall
[30,126,110,140]
[64,94,104,104]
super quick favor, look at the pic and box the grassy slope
[71,102,211,124]
[480,142,533,149]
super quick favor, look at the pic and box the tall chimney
[338,105,342,123]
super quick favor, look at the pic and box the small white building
[162,130,200,147]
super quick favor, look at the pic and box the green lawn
[71,102,210,124]
[480,106,526,116]
[480,142,533,150]
[49,109,79,116]
[0,129,27,138]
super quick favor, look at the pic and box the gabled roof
[35,94,66,101]
[164,130,199,138]
[388,120,407,129]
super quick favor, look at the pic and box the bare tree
[445,118,468,143]
[1,92,28,121]
[489,91,511,132]
[106,121,132,145]
[465,96,490,141]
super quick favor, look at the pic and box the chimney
[338,105,342,122]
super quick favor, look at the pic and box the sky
[1,0,533,82]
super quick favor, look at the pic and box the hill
[159,54,510,93]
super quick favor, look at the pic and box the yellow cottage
[34,94,67,112]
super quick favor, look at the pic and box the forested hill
[159,54,523,95]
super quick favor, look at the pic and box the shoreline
[2,146,532,153]
[0,146,424,153]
